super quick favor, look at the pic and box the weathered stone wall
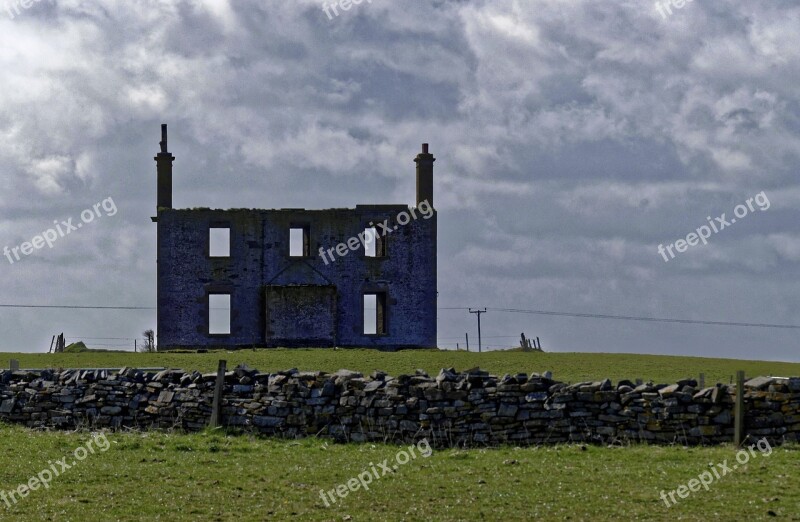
[1,367,798,447]
[156,206,437,350]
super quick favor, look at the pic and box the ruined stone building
[152,125,437,350]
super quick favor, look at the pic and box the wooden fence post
[699,373,705,389]
[734,370,745,447]
[9,359,19,371]
[210,360,227,428]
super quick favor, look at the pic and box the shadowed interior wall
[265,286,337,347]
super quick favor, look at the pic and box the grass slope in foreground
[1,350,799,384]
[0,426,797,521]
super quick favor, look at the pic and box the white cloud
[0,0,798,358]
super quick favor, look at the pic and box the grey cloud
[0,0,797,359]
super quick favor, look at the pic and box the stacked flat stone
[0,367,798,448]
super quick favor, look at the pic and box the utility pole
[469,308,487,353]
[465,332,469,352]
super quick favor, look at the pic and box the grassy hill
[63,341,89,353]
[1,349,798,384]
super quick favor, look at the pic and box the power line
[66,337,137,340]
[489,307,800,330]
[440,306,800,329]
[0,304,153,310]
[1,302,798,330]
[437,335,518,340]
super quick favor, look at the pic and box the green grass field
[2,349,799,384]
[1,350,799,521]
[0,425,797,521]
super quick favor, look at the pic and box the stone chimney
[414,143,434,207]
[154,124,174,209]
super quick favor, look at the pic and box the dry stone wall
[0,367,798,447]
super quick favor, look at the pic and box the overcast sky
[1,0,798,361]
